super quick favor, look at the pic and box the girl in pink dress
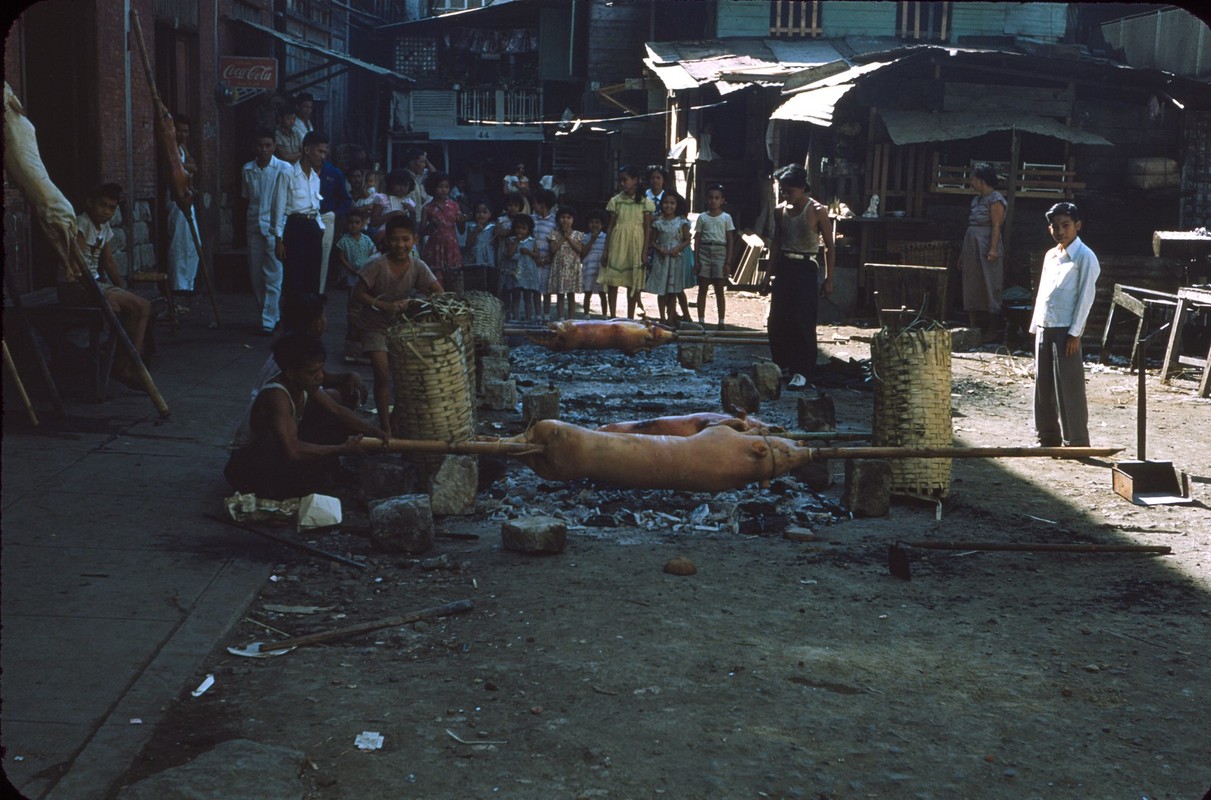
[420,172,465,288]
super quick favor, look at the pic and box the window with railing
[458,87,542,125]
[897,1,950,42]
[770,0,822,38]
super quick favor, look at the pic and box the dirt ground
[111,292,1210,800]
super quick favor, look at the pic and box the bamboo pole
[4,340,39,427]
[782,431,872,441]
[355,436,1119,461]
[130,8,221,328]
[810,445,1122,460]
[3,269,64,417]
[357,437,544,456]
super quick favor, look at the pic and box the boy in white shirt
[1029,202,1100,447]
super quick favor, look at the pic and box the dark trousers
[282,215,323,298]
[767,255,819,380]
[1034,327,1090,446]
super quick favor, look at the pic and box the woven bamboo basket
[430,294,477,406]
[386,307,475,475]
[462,290,505,351]
[871,324,953,496]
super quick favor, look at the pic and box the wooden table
[1098,284,1179,370]
[1160,286,1211,397]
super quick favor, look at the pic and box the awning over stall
[879,110,1113,146]
[232,17,413,85]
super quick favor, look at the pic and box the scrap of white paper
[191,674,215,698]
[355,731,384,751]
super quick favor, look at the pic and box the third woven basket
[870,324,953,497]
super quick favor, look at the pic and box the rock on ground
[501,516,567,553]
[751,360,782,400]
[369,494,435,553]
[842,458,892,517]
[522,389,560,423]
[116,739,305,800]
[721,372,760,414]
[428,455,478,516]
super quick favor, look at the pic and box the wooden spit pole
[357,437,1120,461]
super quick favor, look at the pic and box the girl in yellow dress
[600,165,654,318]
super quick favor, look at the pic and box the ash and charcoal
[481,462,843,543]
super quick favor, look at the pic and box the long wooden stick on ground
[204,513,369,569]
[263,599,475,650]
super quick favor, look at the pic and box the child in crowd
[420,172,465,289]
[352,216,445,436]
[694,182,736,329]
[600,165,654,318]
[540,169,567,201]
[580,209,609,316]
[335,208,377,288]
[254,293,368,409]
[502,214,539,322]
[225,332,386,500]
[1029,202,1100,448]
[460,201,498,294]
[60,182,152,389]
[646,165,691,321]
[370,170,417,246]
[547,205,586,320]
[496,193,527,278]
[333,209,378,355]
[645,191,690,325]
[531,188,558,319]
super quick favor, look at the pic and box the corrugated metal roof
[645,38,845,93]
[879,110,1114,146]
[770,83,858,126]
[643,59,698,92]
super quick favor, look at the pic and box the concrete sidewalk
[1,291,357,799]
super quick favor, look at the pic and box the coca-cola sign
[219,57,277,89]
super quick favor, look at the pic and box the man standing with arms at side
[242,128,290,334]
[318,155,351,293]
[292,92,316,141]
[766,163,834,391]
[271,131,328,298]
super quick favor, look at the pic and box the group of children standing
[327,161,739,343]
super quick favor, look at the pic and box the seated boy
[225,332,387,500]
[59,182,152,389]
[351,216,444,436]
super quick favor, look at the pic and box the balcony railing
[458,87,542,126]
